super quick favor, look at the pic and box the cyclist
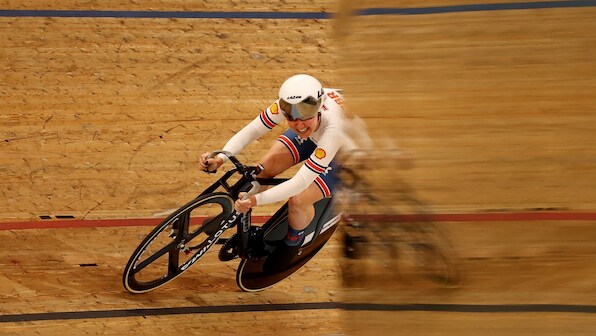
[199,74,349,273]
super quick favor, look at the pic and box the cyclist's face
[287,114,318,138]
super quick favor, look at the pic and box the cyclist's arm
[254,129,342,205]
[254,166,317,205]
[218,102,285,162]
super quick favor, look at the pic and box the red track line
[1,212,595,231]
[0,216,271,230]
[360,212,596,222]
[429,212,596,222]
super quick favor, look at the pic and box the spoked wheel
[123,193,234,293]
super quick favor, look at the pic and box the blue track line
[2,302,596,323]
[0,1,595,19]
[0,9,330,19]
[357,0,596,16]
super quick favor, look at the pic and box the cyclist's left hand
[235,192,256,213]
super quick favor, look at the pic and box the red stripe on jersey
[278,135,299,164]
[260,110,276,129]
[305,159,326,174]
[315,176,331,197]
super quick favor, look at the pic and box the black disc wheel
[123,193,234,293]
[237,223,338,292]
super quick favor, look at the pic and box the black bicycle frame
[197,162,288,260]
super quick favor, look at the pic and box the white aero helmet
[278,74,324,121]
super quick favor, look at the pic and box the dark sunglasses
[282,111,317,122]
[279,96,321,122]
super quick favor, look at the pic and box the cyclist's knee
[257,167,276,179]
[258,153,293,178]
[288,194,304,208]
[288,192,317,211]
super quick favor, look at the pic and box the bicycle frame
[209,176,286,261]
[198,151,289,261]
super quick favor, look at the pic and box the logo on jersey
[315,148,326,159]
[270,102,279,115]
[294,136,307,145]
[327,91,344,109]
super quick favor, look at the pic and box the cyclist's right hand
[199,152,224,173]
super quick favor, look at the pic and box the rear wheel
[123,193,234,293]
[237,223,338,292]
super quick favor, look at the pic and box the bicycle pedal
[218,234,240,261]
[219,252,239,261]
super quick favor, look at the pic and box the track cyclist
[199,74,352,273]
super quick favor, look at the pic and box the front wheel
[122,193,234,293]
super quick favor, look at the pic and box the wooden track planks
[0,0,336,12]
[0,226,343,335]
[2,1,596,335]
[0,13,335,221]
[2,219,596,334]
[3,4,593,220]
[337,6,596,213]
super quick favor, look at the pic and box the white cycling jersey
[219,88,353,206]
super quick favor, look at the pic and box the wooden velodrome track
[1,0,596,334]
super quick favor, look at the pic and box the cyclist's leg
[264,181,327,274]
[257,140,294,179]
[285,161,339,244]
[287,182,325,231]
[260,129,340,243]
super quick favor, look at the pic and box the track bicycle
[339,164,460,288]
[122,151,340,293]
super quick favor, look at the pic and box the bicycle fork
[237,209,251,259]
[236,181,261,259]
